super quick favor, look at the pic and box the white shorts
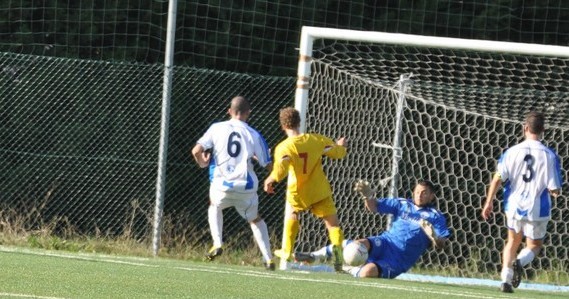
[209,188,259,222]
[506,218,548,240]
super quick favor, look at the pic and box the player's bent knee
[358,263,381,278]
[249,216,263,223]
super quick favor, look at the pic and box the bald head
[230,96,251,114]
[229,96,251,120]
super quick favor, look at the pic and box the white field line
[0,246,536,299]
[174,264,523,299]
[0,293,65,299]
[0,245,156,267]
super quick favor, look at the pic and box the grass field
[0,246,566,299]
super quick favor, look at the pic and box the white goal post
[294,26,569,197]
[288,26,569,281]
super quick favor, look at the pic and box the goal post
[290,26,569,281]
[293,25,569,195]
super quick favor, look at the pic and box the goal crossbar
[294,26,569,133]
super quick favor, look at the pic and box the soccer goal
[291,26,569,283]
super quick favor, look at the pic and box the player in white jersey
[191,96,275,270]
[482,111,562,293]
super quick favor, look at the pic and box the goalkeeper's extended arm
[354,179,374,199]
[354,179,376,211]
[419,219,447,250]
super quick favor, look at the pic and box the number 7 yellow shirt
[269,133,347,210]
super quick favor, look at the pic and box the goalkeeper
[295,180,450,279]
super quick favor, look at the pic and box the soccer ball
[342,241,368,266]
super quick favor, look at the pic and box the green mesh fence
[0,52,294,245]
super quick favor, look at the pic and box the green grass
[0,246,566,299]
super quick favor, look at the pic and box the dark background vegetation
[1,1,567,75]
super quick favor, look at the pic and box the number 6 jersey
[197,119,271,193]
[496,139,562,221]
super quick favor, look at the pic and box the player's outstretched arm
[323,136,348,159]
[354,179,377,212]
[419,219,447,250]
[336,137,347,147]
[354,179,374,199]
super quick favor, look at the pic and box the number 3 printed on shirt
[523,154,535,182]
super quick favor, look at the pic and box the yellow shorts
[288,196,337,218]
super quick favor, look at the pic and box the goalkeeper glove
[354,179,375,200]
[419,219,437,248]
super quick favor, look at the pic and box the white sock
[313,240,352,261]
[343,265,362,277]
[208,205,223,248]
[517,248,535,267]
[501,267,513,283]
[312,245,332,261]
[250,219,272,263]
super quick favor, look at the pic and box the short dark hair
[525,111,545,134]
[417,179,436,195]
[230,96,251,115]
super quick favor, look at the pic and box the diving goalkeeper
[295,180,451,279]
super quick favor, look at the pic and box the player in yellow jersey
[263,107,347,271]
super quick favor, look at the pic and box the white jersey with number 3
[497,139,562,221]
[197,119,271,193]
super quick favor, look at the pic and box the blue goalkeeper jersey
[375,197,451,275]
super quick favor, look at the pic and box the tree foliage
[0,1,567,76]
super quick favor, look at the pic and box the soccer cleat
[265,260,276,271]
[293,252,316,264]
[511,259,522,288]
[205,246,223,261]
[331,245,344,272]
[500,282,514,293]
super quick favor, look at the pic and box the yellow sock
[282,218,299,258]
[329,226,344,270]
[328,226,344,247]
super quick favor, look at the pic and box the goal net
[293,27,569,283]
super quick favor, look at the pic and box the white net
[294,38,569,284]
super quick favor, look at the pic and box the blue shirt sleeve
[254,132,272,167]
[430,211,451,239]
[376,198,403,215]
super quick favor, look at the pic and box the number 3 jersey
[269,133,346,208]
[497,139,562,221]
[197,119,271,193]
